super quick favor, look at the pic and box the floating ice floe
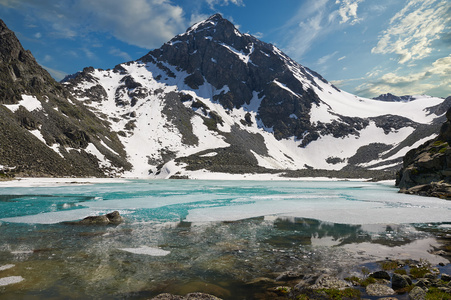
[0,264,15,271]
[0,276,24,286]
[119,246,170,256]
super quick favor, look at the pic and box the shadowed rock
[66,211,124,225]
[397,104,451,198]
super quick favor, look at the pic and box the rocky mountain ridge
[62,14,449,178]
[1,15,450,179]
[0,19,131,177]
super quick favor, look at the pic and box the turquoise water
[0,180,450,299]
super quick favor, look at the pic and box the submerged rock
[66,211,124,225]
[311,275,349,290]
[409,286,426,300]
[366,283,395,296]
[151,293,222,300]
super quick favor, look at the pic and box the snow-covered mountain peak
[185,13,226,34]
[62,15,450,178]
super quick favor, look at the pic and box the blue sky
[0,0,449,98]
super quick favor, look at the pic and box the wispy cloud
[372,0,451,64]
[279,0,363,61]
[109,47,132,61]
[317,51,338,65]
[336,0,363,25]
[206,0,244,9]
[41,64,67,81]
[355,54,451,97]
[278,0,330,59]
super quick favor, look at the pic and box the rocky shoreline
[397,106,451,199]
[150,259,451,299]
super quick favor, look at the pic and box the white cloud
[355,54,451,97]
[336,0,363,25]
[338,56,346,61]
[76,0,187,49]
[1,0,189,49]
[429,55,451,76]
[372,0,451,64]
[252,32,264,39]
[206,0,244,9]
[279,0,329,59]
[279,0,364,61]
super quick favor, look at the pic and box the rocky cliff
[397,99,451,198]
[0,19,131,177]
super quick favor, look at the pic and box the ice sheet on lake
[0,264,15,271]
[0,276,24,286]
[0,180,450,225]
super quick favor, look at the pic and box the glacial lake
[0,179,450,299]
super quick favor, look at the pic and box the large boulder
[391,273,411,290]
[397,104,451,198]
[67,211,124,225]
[409,286,426,300]
[366,284,395,296]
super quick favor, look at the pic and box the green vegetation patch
[313,288,361,300]
[409,266,431,279]
[426,287,451,300]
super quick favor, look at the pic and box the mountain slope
[0,19,131,177]
[61,14,449,178]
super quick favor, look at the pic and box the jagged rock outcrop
[65,211,124,225]
[0,19,131,177]
[373,93,414,102]
[397,102,451,198]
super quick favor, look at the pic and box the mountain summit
[142,13,329,143]
[2,15,448,178]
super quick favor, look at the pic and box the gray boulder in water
[69,211,124,225]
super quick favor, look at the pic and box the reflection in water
[0,216,448,299]
[0,180,450,299]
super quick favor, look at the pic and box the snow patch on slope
[4,95,42,112]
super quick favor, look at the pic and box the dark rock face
[0,19,131,177]
[397,104,451,198]
[140,14,345,143]
[373,93,414,102]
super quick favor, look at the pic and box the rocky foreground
[150,259,451,299]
